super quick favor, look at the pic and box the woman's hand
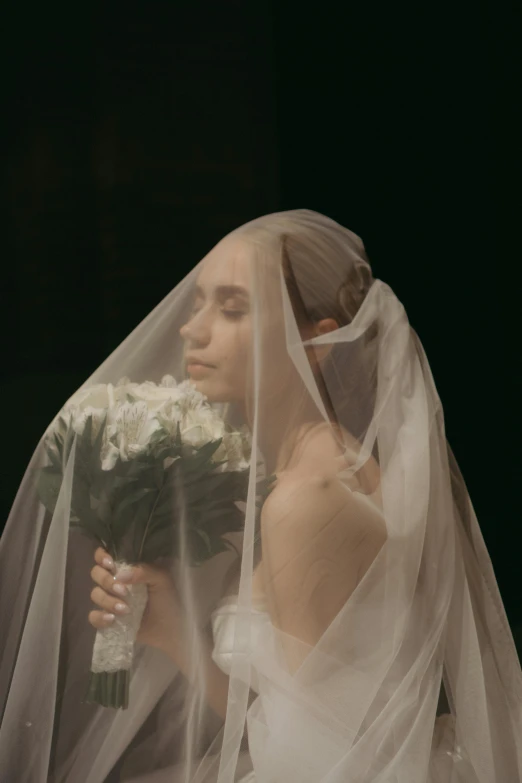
[89,547,183,657]
[89,547,233,719]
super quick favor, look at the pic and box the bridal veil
[1,209,520,782]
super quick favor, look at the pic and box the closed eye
[222,309,245,319]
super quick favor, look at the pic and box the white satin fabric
[211,595,271,698]
[211,595,479,783]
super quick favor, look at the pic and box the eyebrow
[194,284,249,301]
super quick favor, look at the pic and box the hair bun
[336,263,373,323]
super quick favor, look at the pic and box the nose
[180,310,211,346]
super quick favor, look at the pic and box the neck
[256,394,325,476]
[230,371,338,476]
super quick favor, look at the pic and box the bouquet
[37,375,265,709]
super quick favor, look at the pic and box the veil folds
[1,209,521,782]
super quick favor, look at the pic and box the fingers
[89,609,116,629]
[90,585,130,616]
[93,550,152,586]
[94,547,115,572]
[90,549,132,631]
[115,563,167,589]
[92,547,169,589]
[90,563,126,595]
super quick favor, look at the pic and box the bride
[1,210,521,782]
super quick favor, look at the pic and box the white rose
[64,384,111,413]
[129,381,184,411]
[112,381,140,403]
[181,407,224,449]
[180,412,211,449]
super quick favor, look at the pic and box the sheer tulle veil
[0,209,521,782]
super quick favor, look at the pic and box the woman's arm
[164,624,231,721]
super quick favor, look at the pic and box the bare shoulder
[262,467,384,544]
[259,428,386,640]
[264,422,383,532]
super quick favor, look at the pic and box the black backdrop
[2,3,520,641]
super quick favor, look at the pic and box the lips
[185,356,215,368]
[186,362,214,379]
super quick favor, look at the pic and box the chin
[188,377,227,403]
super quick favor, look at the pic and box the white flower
[160,375,177,387]
[100,442,121,472]
[175,381,206,413]
[51,378,249,476]
[179,404,224,448]
[155,381,214,442]
[63,381,132,417]
[102,401,162,469]
[64,384,111,413]
[214,428,251,472]
[194,406,225,439]
[112,381,140,404]
[129,381,184,411]
[155,399,182,438]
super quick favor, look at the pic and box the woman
[1,210,521,782]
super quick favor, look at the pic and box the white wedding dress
[210,596,475,783]
[208,594,270,783]
[210,593,271,703]
[127,594,473,783]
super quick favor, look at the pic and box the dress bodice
[209,596,472,783]
[210,594,271,694]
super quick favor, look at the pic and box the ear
[311,318,339,362]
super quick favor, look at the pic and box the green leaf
[149,427,169,448]
[52,431,64,456]
[82,415,93,447]
[182,439,223,474]
[174,421,182,449]
[44,441,63,471]
[110,488,158,547]
[70,515,110,547]
[194,471,232,495]
[209,538,233,557]
[116,486,157,516]
[163,447,182,459]
[88,415,108,470]
[195,528,212,556]
[111,475,138,489]
[37,467,63,514]
[140,526,174,562]
[125,458,157,479]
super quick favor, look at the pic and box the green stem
[137,483,165,561]
[85,671,130,710]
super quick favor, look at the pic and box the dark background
[1,3,520,641]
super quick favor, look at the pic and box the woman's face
[180,235,254,404]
